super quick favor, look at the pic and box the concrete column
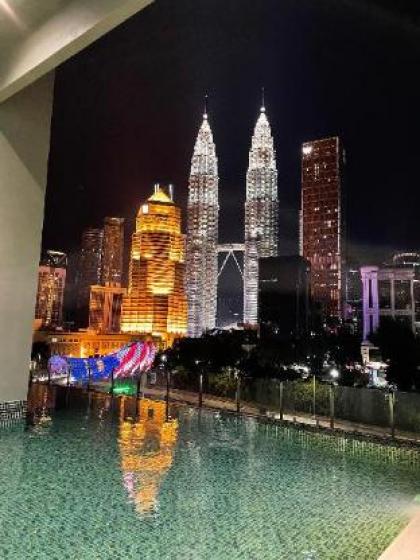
[361,266,379,341]
[0,72,54,411]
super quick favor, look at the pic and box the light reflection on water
[118,397,178,516]
[0,385,418,560]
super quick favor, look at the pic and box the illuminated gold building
[89,284,127,333]
[120,185,187,346]
[118,398,178,515]
[33,329,147,358]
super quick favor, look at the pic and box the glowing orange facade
[120,186,187,346]
[118,398,178,515]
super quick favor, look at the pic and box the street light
[195,359,203,408]
[330,368,339,381]
[234,367,241,414]
[161,353,170,420]
[329,367,339,429]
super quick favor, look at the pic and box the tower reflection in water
[118,397,178,515]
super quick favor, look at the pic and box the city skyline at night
[43,0,420,270]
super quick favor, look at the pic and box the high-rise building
[34,251,67,327]
[186,107,219,337]
[101,217,124,286]
[259,256,310,337]
[300,136,345,321]
[89,284,127,333]
[120,185,187,346]
[243,99,278,324]
[76,227,103,324]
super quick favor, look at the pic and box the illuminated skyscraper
[120,185,187,346]
[186,106,219,337]
[101,217,124,286]
[76,227,103,323]
[243,99,278,324]
[300,136,345,320]
[35,251,67,327]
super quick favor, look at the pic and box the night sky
[44,0,420,269]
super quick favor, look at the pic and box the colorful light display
[47,341,156,382]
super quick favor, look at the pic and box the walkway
[142,385,420,446]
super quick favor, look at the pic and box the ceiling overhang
[0,0,153,103]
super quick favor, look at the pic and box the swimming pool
[1,388,419,560]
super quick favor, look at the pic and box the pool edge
[378,508,420,560]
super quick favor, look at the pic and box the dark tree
[370,319,420,392]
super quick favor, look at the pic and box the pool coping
[378,509,420,560]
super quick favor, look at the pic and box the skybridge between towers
[217,244,245,280]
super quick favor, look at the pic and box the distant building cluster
[34,96,420,355]
[34,251,67,329]
[186,97,345,338]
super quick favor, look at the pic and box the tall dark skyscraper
[300,137,345,322]
[76,227,103,324]
[101,217,124,287]
[258,256,310,337]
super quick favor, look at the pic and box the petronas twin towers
[186,98,278,337]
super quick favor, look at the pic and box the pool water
[1,388,420,560]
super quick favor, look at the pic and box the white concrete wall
[0,72,54,403]
[0,0,153,103]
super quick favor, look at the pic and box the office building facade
[34,251,67,327]
[101,217,124,286]
[300,136,345,321]
[258,256,310,337]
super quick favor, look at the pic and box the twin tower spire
[186,95,278,337]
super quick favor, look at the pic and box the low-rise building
[361,265,416,340]
[89,284,127,333]
[33,330,160,358]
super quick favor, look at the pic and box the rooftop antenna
[168,183,174,201]
[261,86,265,112]
[154,182,159,194]
[204,93,208,118]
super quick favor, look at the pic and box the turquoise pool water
[1,388,420,560]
